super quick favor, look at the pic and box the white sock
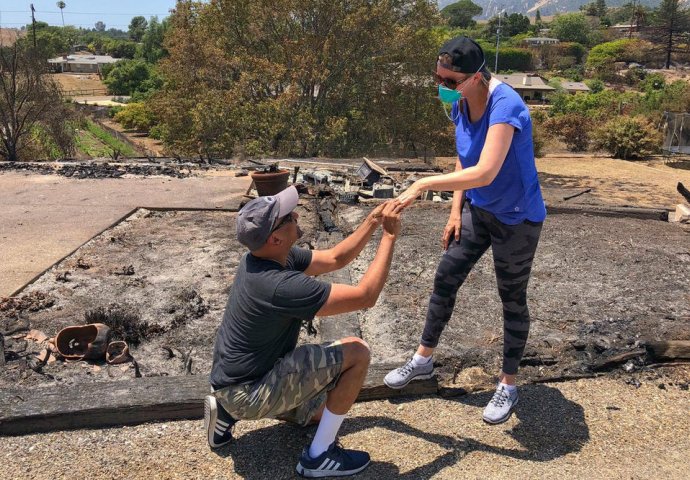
[499,382,517,393]
[309,407,345,458]
[412,353,432,366]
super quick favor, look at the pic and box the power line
[38,11,170,16]
[1,22,139,27]
[0,11,169,15]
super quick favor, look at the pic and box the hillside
[437,0,674,19]
[0,28,24,46]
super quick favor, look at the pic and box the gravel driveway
[2,374,688,479]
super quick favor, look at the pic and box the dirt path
[2,375,688,479]
[537,155,690,208]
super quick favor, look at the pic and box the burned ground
[0,204,320,388]
[1,200,688,389]
[344,204,689,383]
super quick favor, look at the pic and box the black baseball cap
[438,36,485,73]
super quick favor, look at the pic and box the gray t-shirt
[210,247,331,387]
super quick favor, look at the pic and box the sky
[0,1,179,30]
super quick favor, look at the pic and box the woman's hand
[396,182,423,208]
[442,214,462,250]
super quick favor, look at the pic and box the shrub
[586,39,643,80]
[113,102,155,131]
[639,73,665,93]
[550,89,639,121]
[544,113,591,152]
[592,116,662,160]
[532,119,546,158]
[585,79,605,93]
[623,67,646,86]
[483,47,533,71]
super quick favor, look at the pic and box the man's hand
[382,200,404,238]
[442,214,462,250]
[366,200,390,227]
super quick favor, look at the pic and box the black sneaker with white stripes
[204,395,236,449]
[296,441,370,478]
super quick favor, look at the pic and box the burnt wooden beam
[645,340,690,361]
[547,204,670,221]
[678,182,690,203]
[0,363,436,436]
[563,188,592,201]
[591,349,646,372]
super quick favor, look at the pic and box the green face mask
[438,85,461,104]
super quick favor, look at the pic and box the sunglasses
[271,213,295,233]
[433,71,471,90]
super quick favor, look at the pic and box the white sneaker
[482,385,518,424]
[383,357,434,389]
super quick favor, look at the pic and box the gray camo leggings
[421,202,543,375]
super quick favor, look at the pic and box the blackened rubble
[343,203,690,385]
[0,161,200,179]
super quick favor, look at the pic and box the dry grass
[51,73,107,94]
[0,28,23,46]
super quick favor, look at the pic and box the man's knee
[339,337,371,367]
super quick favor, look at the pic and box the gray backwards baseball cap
[236,186,299,251]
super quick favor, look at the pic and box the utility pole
[31,4,37,48]
[628,0,637,39]
[495,9,505,73]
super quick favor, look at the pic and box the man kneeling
[205,186,402,477]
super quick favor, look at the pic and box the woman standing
[384,37,546,424]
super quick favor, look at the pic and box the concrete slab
[0,171,251,297]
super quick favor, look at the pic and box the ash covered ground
[342,204,690,382]
[1,201,688,388]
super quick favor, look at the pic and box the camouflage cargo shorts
[213,341,344,427]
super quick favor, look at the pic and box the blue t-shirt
[451,80,546,225]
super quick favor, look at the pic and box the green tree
[103,59,152,95]
[608,2,650,28]
[95,21,106,32]
[128,16,148,42]
[440,1,482,29]
[486,13,531,39]
[152,0,449,159]
[551,13,593,45]
[582,3,599,16]
[140,17,169,64]
[597,0,607,17]
[105,39,137,59]
[57,2,66,27]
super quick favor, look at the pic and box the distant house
[610,24,639,34]
[48,54,119,74]
[495,73,590,101]
[494,73,556,102]
[522,37,559,47]
[560,81,591,94]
